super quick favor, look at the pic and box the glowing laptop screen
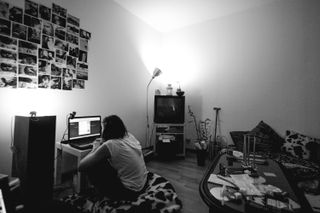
[68,116,101,141]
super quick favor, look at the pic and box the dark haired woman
[79,115,148,200]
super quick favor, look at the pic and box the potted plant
[188,105,212,166]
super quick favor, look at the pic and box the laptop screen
[68,116,101,141]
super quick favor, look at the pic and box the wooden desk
[199,151,313,213]
[55,143,91,193]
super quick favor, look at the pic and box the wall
[0,0,162,174]
[163,0,320,148]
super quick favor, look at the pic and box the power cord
[55,112,76,161]
[10,116,20,179]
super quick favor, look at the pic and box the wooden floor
[146,151,210,213]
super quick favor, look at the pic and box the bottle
[166,84,173,95]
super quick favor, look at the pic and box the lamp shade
[152,68,162,79]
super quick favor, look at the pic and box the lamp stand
[143,78,155,160]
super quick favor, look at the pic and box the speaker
[11,116,56,208]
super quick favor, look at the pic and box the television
[68,116,101,141]
[154,95,185,124]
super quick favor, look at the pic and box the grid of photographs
[0,0,90,90]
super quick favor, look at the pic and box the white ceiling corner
[113,0,276,33]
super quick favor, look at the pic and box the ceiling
[113,0,276,33]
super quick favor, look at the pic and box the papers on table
[208,174,235,188]
[230,174,262,196]
[0,189,7,213]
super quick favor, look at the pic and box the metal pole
[211,107,221,160]
[146,78,153,148]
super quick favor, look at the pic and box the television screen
[154,96,185,124]
[68,116,101,141]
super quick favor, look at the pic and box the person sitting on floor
[78,115,148,200]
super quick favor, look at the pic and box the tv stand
[154,124,185,158]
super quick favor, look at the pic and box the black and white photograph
[62,69,72,90]
[42,34,54,51]
[80,29,91,40]
[0,48,17,63]
[39,4,51,21]
[66,33,78,45]
[25,0,38,18]
[76,62,88,80]
[63,67,73,78]
[0,62,17,74]
[73,79,84,89]
[52,13,66,28]
[27,27,41,44]
[38,48,54,61]
[67,14,79,27]
[38,74,50,88]
[79,38,88,51]
[66,55,76,69]
[0,0,90,91]
[0,35,17,51]
[12,23,27,40]
[18,64,37,76]
[67,24,79,35]
[24,14,41,30]
[0,18,10,36]
[0,0,9,19]
[18,40,37,55]
[18,76,37,88]
[0,75,16,88]
[9,6,23,23]
[52,3,66,18]
[54,38,68,52]
[55,49,66,64]
[78,50,87,63]
[42,20,54,36]
[66,68,76,79]
[62,77,72,90]
[69,43,79,58]
[38,59,51,74]
[54,25,66,40]
[51,62,64,76]
[50,76,61,89]
[18,52,36,65]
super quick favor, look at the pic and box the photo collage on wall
[0,0,91,90]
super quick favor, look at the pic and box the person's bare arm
[78,143,111,172]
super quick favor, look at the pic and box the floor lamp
[144,68,162,158]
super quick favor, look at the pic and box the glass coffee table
[199,150,313,213]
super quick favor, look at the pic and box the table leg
[54,148,62,186]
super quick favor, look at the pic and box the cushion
[274,153,320,181]
[248,121,284,152]
[281,130,320,161]
[61,172,182,213]
[229,131,249,151]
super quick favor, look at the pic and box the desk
[199,151,313,213]
[55,143,91,193]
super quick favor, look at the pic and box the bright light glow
[2,89,59,117]
[158,42,199,86]
[140,42,164,76]
[140,39,200,87]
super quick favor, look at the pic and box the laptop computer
[67,115,101,150]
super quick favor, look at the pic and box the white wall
[0,0,162,174]
[163,0,320,147]
[2,0,320,173]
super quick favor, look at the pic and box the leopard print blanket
[61,172,182,213]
